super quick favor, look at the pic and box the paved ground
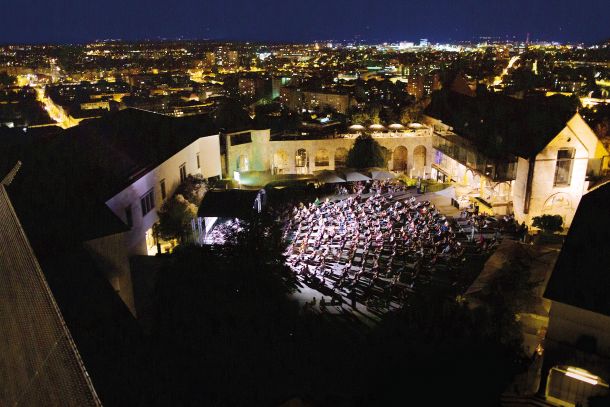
[289,282,382,327]
[426,186,461,217]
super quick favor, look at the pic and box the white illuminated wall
[105,134,222,255]
[513,114,609,228]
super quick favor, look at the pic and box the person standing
[520,222,528,243]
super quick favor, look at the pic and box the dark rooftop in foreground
[544,181,610,317]
[0,184,101,407]
[5,108,218,246]
[2,120,151,405]
[55,108,218,199]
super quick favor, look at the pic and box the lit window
[140,189,155,217]
[179,163,187,183]
[554,148,575,186]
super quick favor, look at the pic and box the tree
[0,71,16,87]
[399,102,424,124]
[139,196,527,406]
[214,99,253,131]
[155,194,198,243]
[350,105,381,125]
[346,134,390,169]
[480,258,542,346]
[589,394,610,407]
[175,174,207,206]
[532,214,563,234]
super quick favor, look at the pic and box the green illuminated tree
[155,194,198,243]
[350,105,381,125]
[399,102,424,124]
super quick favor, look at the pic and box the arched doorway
[335,147,348,168]
[295,148,308,174]
[236,155,249,172]
[273,149,289,174]
[315,149,330,167]
[393,146,408,172]
[413,145,427,175]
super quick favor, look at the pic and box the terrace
[433,130,518,182]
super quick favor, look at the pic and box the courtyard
[280,180,522,322]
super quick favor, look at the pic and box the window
[295,149,307,167]
[230,132,252,146]
[140,189,155,217]
[196,153,201,169]
[554,148,575,186]
[160,179,166,200]
[125,205,133,228]
[179,163,187,183]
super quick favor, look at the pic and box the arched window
[295,149,308,168]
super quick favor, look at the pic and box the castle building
[423,90,609,227]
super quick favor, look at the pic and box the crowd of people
[203,219,245,244]
[283,180,518,313]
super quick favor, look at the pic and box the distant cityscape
[1,38,609,130]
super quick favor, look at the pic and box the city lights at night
[1,1,609,406]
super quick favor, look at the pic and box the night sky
[2,0,608,44]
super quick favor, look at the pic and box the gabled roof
[2,173,146,406]
[425,90,578,159]
[466,239,558,312]
[6,108,218,247]
[57,108,218,199]
[198,189,259,219]
[544,181,610,317]
[0,185,101,407]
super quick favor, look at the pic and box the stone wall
[227,129,435,177]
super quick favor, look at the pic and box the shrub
[396,175,417,187]
[532,214,563,234]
